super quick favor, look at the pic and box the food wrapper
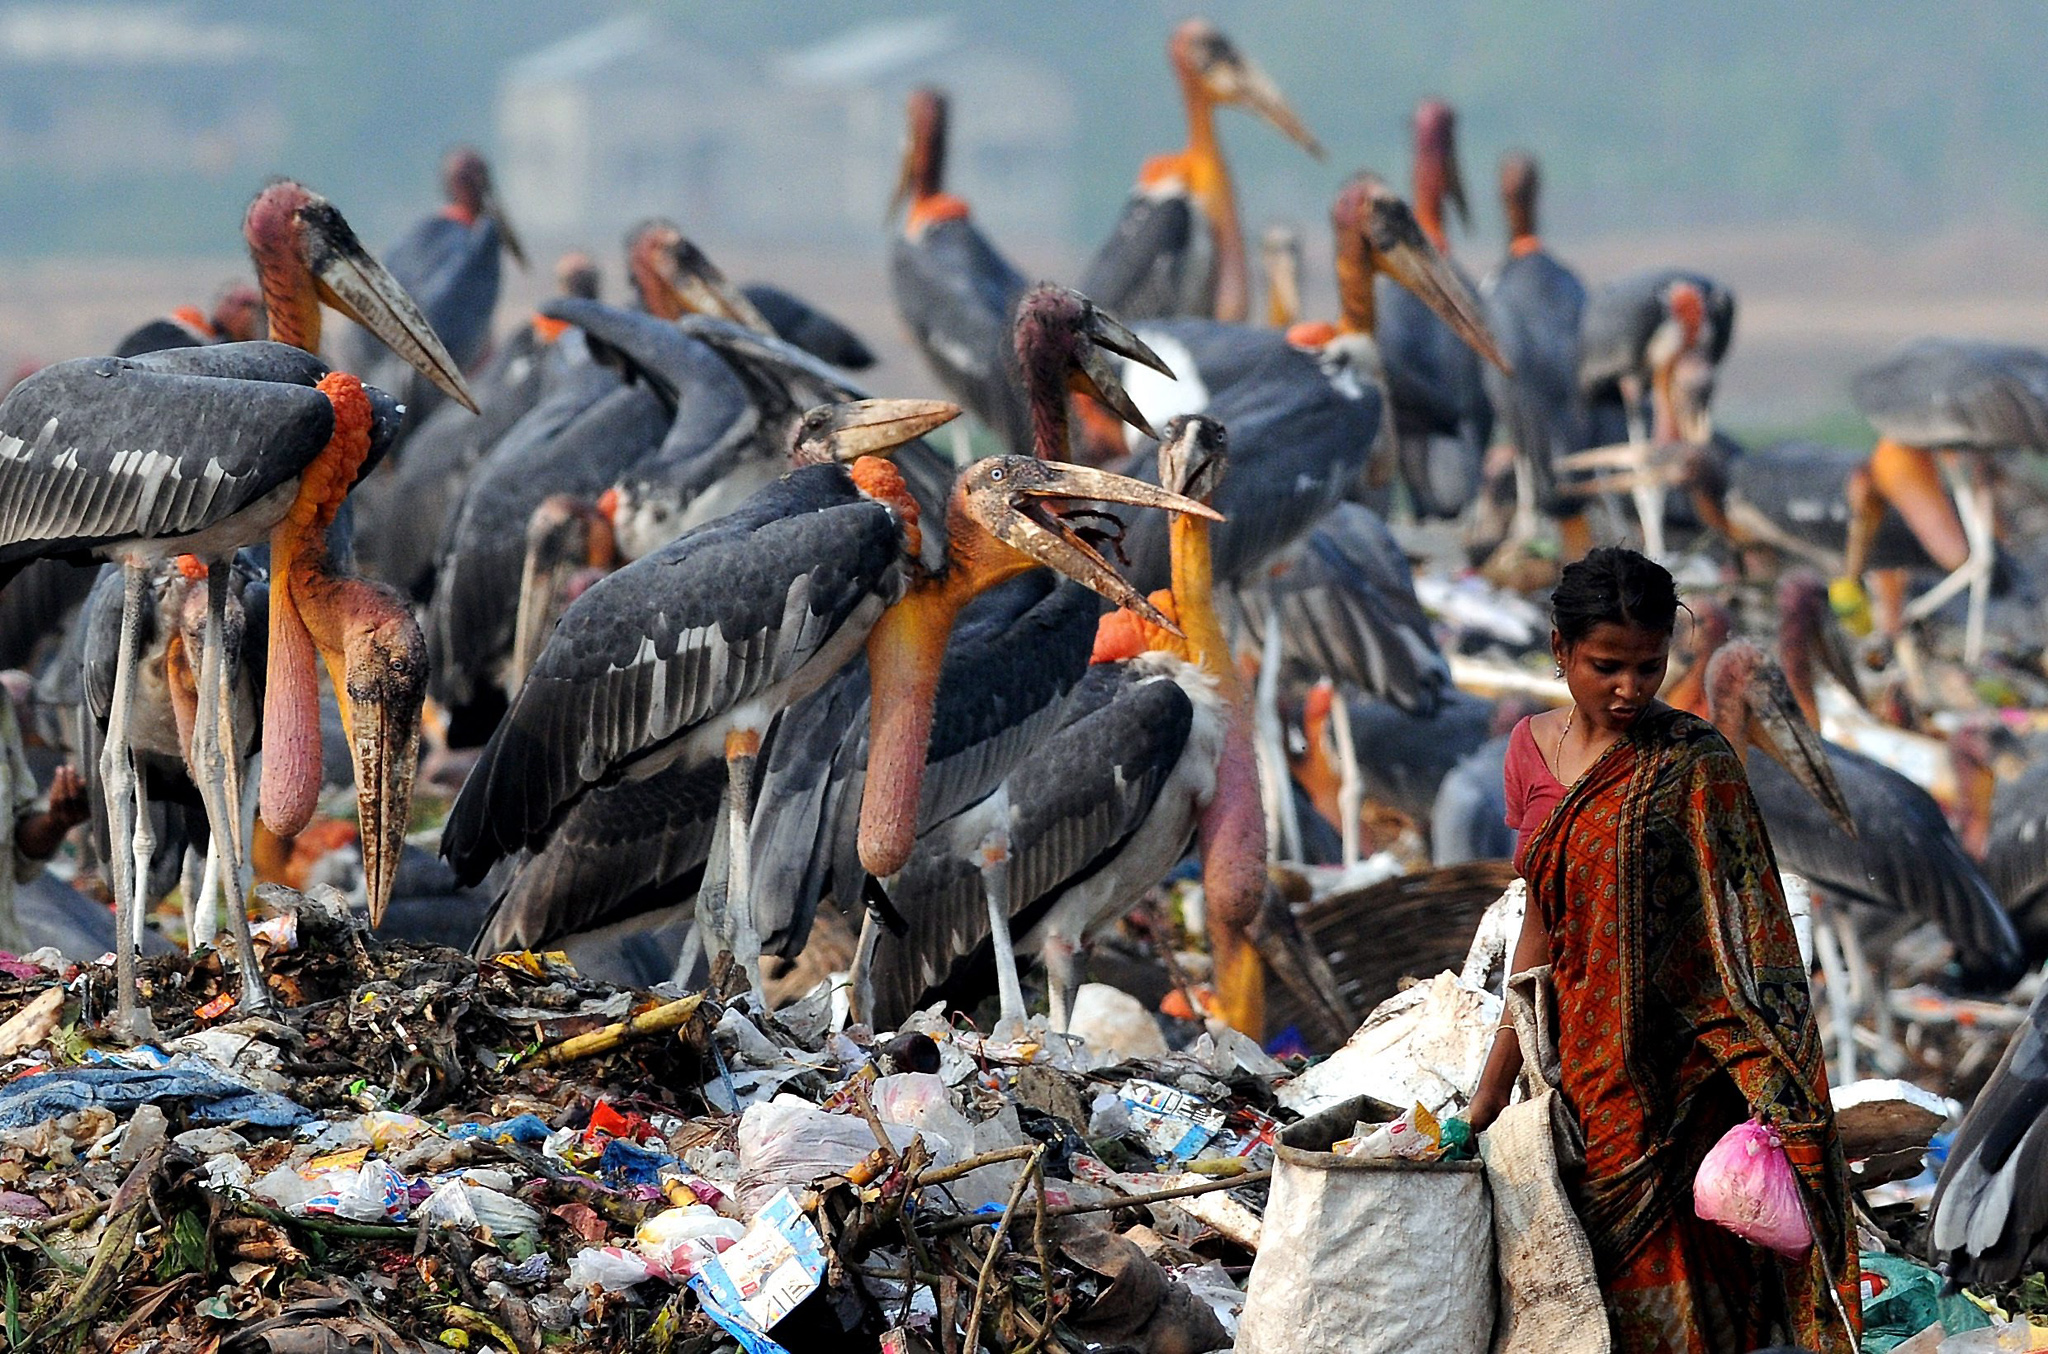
[1332,1104,1442,1161]
[1115,1078,1227,1160]
[300,1159,408,1222]
[694,1188,826,1332]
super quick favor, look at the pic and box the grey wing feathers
[1852,338,2048,452]
[1748,746,2024,989]
[1229,502,1448,713]
[867,661,1195,1027]
[1931,990,2048,1284]
[0,352,335,564]
[1080,193,1209,322]
[441,478,905,881]
[475,753,726,954]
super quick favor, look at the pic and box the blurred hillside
[3,0,2045,252]
[3,0,2048,432]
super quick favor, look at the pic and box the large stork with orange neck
[1837,337,2048,663]
[1082,19,1322,325]
[442,291,1212,992]
[1108,173,1509,595]
[1376,99,1495,520]
[0,180,474,1036]
[1480,150,1589,551]
[1567,267,1735,557]
[338,147,524,444]
[889,87,1034,456]
[867,416,1345,1040]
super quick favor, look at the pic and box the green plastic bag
[1859,1251,1991,1352]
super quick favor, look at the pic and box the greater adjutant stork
[337,146,524,443]
[1839,337,2048,662]
[0,180,474,1036]
[113,283,264,359]
[869,416,1328,1038]
[888,87,1033,456]
[1566,268,1734,557]
[1480,150,1588,551]
[1082,19,1322,325]
[1377,99,1494,521]
[444,374,1216,991]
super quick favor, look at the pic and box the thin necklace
[1555,705,1576,779]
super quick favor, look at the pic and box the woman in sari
[1465,548,1858,1354]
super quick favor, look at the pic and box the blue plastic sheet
[599,1137,673,1187]
[448,1113,552,1145]
[0,1065,309,1128]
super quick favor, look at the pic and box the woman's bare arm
[1465,893,1552,1130]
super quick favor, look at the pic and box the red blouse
[1503,715,1567,875]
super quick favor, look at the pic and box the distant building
[0,4,287,180]
[497,15,1078,249]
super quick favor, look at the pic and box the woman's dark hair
[1550,546,1680,644]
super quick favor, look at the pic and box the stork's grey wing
[1931,987,2048,1285]
[440,469,905,882]
[1749,745,2024,990]
[1852,338,2048,452]
[0,354,335,567]
[868,660,1195,1027]
[1080,192,1204,323]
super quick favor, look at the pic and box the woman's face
[1554,621,1671,734]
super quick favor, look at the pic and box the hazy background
[3,0,2047,439]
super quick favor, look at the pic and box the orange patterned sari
[1520,705,1859,1353]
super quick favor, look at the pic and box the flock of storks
[4,15,2048,1287]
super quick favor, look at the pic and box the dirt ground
[7,223,2048,441]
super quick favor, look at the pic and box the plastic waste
[736,1094,918,1216]
[1692,1118,1814,1257]
[566,1246,663,1292]
[634,1204,745,1276]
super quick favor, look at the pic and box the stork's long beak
[1746,663,1859,839]
[1219,56,1324,158]
[1812,603,1868,712]
[655,238,774,334]
[1367,197,1511,375]
[887,139,916,224]
[1071,304,1174,441]
[481,185,528,270]
[300,202,479,413]
[331,617,427,928]
[816,399,961,461]
[1158,418,1226,502]
[983,458,1221,634]
[1442,136,1471,230]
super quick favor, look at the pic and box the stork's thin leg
[101,562,154,1042]
[1810,896,1857,1084]
[720,729,764,996]
[844,908,880,1030]
[193,565,267,1011]
[1509,451,1539,547]
[1832,909,1904,1076]
[1042,932,1082,1033]
[1633,479,1667,561]
[179,845,205,952]
[1329,691,1362,868]
[978,814,1025,1027]
[1253,612,1300,861]
[1900,455,1995,662]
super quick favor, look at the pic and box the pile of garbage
[0,885,1302,1354]
[0,878,2030,1353]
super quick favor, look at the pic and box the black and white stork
[443,376,1216,992]
[0,180,473,1036]
[1081,19,1322,325]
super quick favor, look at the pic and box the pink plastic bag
[1692,1118,1813,1257]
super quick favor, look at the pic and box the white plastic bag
[1239,1095,1493,1354]
[736,1095,918,1216]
